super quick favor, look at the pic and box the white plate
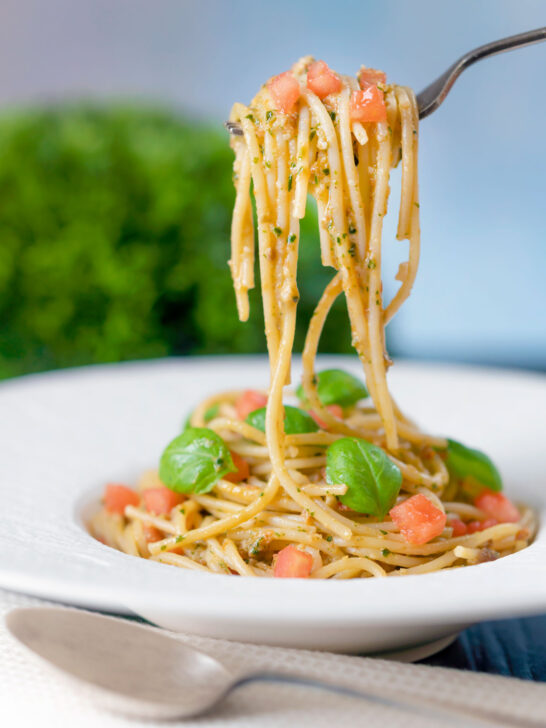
[1,356,545,654]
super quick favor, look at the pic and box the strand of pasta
[148,475,280,553]
[232,103,280,373]
[152,552,212,572]
[293,104,310,219]
[365,100,398,450]
[229,143,254,321]
[337,88,368,261]
[263,129,277,210]
[312,556,386,579]
[384,87,421,324]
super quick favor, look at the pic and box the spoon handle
[231,671,534,728]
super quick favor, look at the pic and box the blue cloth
[422,615,546,681]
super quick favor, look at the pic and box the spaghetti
[90,58,534,578]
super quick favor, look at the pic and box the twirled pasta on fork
[91,58,534,578]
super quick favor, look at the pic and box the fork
[225,25,546,135]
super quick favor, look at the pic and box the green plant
[0,103,352,379]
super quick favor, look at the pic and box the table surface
[421,614,546,680]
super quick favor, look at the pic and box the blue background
[0,0,544,369]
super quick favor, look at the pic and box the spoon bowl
[6,607,234,719]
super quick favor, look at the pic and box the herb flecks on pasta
[90,58,534,578]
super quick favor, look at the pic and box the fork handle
[417,26,546,118]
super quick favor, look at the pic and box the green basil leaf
[159,427,235,495]
[182,403,219,432]
[296,368,368,408]
[204,403,220,422]
[245,405,319,434]
[445,438,502,492]
[326,437,401,517]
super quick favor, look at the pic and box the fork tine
[224,121,244,136]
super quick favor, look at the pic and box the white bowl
[1,356,545,654]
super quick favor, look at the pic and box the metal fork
[225,26,546,135]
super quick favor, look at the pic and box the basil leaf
[204,403,220,422]
[296,368,368,407]
[445,439,502,492]
[182,403,219,432]
[326,437,401,517]
[159,427,235,495]
[246,405,319,434]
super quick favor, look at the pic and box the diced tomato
[103,483,140,515]
[143,524,164,543]
[389,494,447,545]
[236,390,268,420]
[475,490,520,523]
[224,451,250,483]
[307,60,342,99]
[349,86,387,123]
[143,486,185,516]
[359,67,387,87]
[103,484,140,514]
[310,404,343,429]
[447,516,467,537]
[467,518,498,534]
[273,545,313,578]
[268,71,300,113]
[481,517,499,530]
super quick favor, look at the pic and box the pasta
[90,58,534,578]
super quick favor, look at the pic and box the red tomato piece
[467,518,498,534]
[224,451,250,484]
[349,86,387,123]
[143,486,185,516]
[307,60,342,99]
[389,494,447,545]
[359,67,387,87]
[268,71,300,113]
[481,517,499,530]
[103,483,140,514]
[310,404,343,429]
[447,517,467,537]
[273,545,313,578]
[236,389,268,420]
[143,524,164,543]
[475,490,520,523]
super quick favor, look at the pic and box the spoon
[5,606,535,725]
[225,25,546,136]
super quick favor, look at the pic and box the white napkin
[1,588,545,728]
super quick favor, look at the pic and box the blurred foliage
[0,104,352,379]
